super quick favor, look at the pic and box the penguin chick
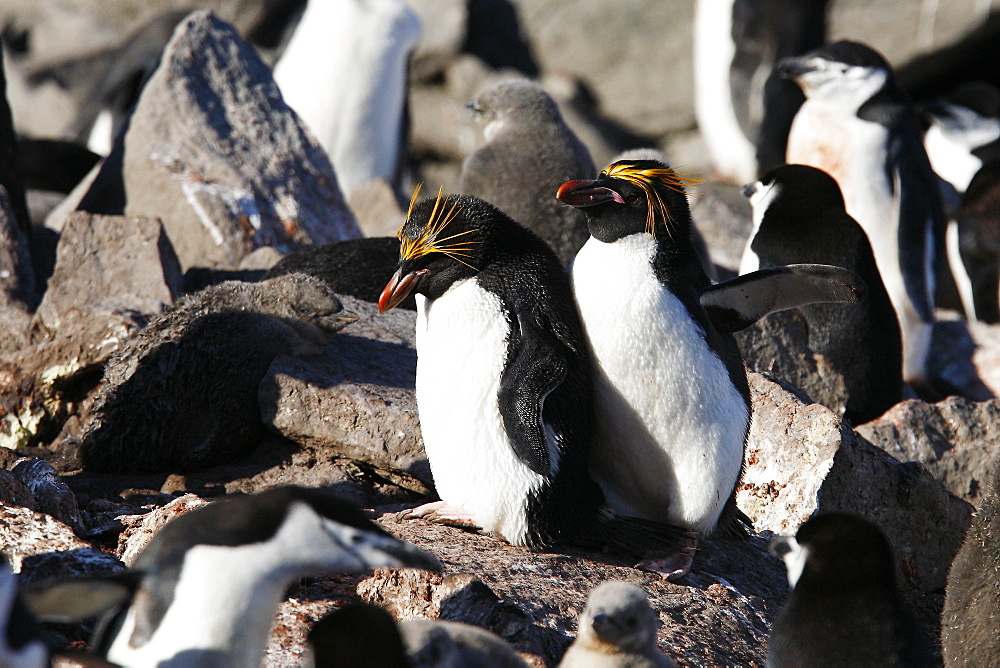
[459,79,595,265]
[557,158,864,574]
[740,164,903,424]
[768,513,934,667]
[22,487,440,668]
[378,187,696,554]
[779,40,945,394]
[305,603,528,668]
[560,581,675,668]
[79,274,358,473]
[265,237,416,309]
[941,454,1000,666]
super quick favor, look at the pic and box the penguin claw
[397,501,482,531]
[635,535,700,581]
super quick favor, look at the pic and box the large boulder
[123,11,360,270]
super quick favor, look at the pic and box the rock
[260,296,429,486]
[0,503,123,582]
[688,183,752,277]
[123,11,360,271]
[35,212,182,334]
[0,186,36,309]
[11,458,82,531]
[735,310,850,419]
[739,372,972,625]
[856,397,1000,507]
[348,180,405,238]
[0,469,35,510]
[408,0,470,82]
[928,317,995,401]
[116,493,208,566]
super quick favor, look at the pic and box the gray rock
[735,309,850,420]
[407,0,469,82]
[0,503,123,582]
[688,182,752,277]
[856,397,1000,507]
[35,212,182,334]
[348,179,405,239]
[11,458,82,531]
[0,469,35,511]
[739,372,972,621]
[123,11,360,271]
[260,296,429,486]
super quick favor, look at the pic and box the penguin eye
[625,193,642,205]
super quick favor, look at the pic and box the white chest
[571,236,748,533]
[414,281,548,544]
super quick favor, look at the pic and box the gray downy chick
[560,581,675,668]
[78,273,357,473]
[460,79,595,265]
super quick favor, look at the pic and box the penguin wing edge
[497,316,568,476]
[701,263,868,333]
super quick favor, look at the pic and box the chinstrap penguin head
[777,40,892,108]
[743,164,846,220]
[555,159,701,243]
[770,513,896,590]
[576,581,661,653]
[466,79,563,142]
[379,187,539,311]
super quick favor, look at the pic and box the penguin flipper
[497,314,568,476]
[21,573,140,623]
[700,263,868,333]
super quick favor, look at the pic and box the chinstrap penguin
[941,453,1000,666]
[693,0,829,183]
[559,581,675,668]
[273,0,420,197]
[79,274,358,473]
[768,513,935,667]
[779,40,946,394]
[740,164,903,424]
[557,158,865,574]
[25,487,439,668]
[306,602,528,668]
[459,79,595,265]
[378,186,696,554]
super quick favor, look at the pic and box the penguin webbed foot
[635,542,698,581]
[395,500,483,533]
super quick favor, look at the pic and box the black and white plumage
[767,513,934,667]
[378,188,693,553]
[26,487,439,668]
[694,0,829,183]
[740,164,903,424]
[941,455,1000,666]
[79,274,358,473]
[0,555,47,668]
[921,83,1000,322]
[459,80,595,265]
[559,581,675,668]
[557,159,863,541]
[780,40,946,393]
[306,603,528,668]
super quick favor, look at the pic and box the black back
[768,513,935,667]
[308,604,411,668]
[746,165,903,423]
[957,163,1000,322]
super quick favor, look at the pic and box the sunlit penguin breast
[414,281,550,545]
[571,234,747,534]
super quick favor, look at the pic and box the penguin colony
[8,2,1000,667]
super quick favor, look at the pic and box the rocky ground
[0,1,998,666]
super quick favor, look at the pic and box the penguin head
[379,188,527,311]
[466,79,562,142]
[556,159,701,244]
[770,513,896,591]
[742,164,846,221]
[777,40,892,107]
[919,82,1000,148]
[257,274,359,342]
[577,581,660,653]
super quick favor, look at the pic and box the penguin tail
[587,507,701,558]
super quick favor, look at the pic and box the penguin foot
[635,535,700,581]
[397,501,482,531]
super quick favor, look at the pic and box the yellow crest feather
[396,185,478,269]
[601,163,704,238]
